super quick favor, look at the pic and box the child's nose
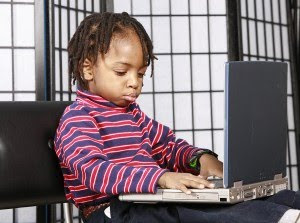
[127,73,139,89]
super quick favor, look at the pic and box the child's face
[83,32,147,107]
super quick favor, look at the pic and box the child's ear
[82,58,94,81]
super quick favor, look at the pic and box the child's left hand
[198,154,223,179]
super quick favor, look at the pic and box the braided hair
[68,12,157,90]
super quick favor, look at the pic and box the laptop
[119,61,288,204]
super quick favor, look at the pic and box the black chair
[0,101,73,222]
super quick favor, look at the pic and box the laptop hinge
[274,174,283,180]
[233,181,243,188]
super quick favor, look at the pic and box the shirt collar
[76,89,133,112]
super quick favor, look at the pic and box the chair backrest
[0,101,71,209]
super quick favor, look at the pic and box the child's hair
[68,12,156,90]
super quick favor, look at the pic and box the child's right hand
[157,172,216,195]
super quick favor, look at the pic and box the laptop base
[119,177,288,204]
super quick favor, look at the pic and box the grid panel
[0,1,36,101]
[114,0,228,153]
[52,1,103,222]
[0,0,36,222]
[53,0,102,102]
[239,0,299,190]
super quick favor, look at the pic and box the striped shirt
[54,90,204,208]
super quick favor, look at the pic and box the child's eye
[115,71,126,76]
[138,73,145,78]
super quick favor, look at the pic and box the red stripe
[74,193,108,204]
[90,162,102,191]
[126,161,158,167]
[100,163,114,193]
[63,174,77,180]
[137,168,151,192]
[148,169,163,192]
[81,158,98,185]
[63,136,103,154]
[61,126,99,143]
[111,165,127,194]
[152,123,163,146]
[103,138,151,154]
[109,156,133,164]
[68,185,87,192]
[101,126,148,141]
[58,116,98,139]
[124,168,139,193]
[71,152,88,179]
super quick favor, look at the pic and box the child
[54,12,300,223]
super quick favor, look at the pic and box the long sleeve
[147,116,204,174]
[54,107,166,196]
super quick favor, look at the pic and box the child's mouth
[123,94,137,102]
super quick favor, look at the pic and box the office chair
[0,101,73,222]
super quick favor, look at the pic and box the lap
[85,190,300,223]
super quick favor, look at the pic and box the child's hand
[157,172,216,195]
[198,154,223,179]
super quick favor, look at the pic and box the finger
[198,178,215,188]
[185,176,215,188]
[206,182,216,188]
[181,179,205,189]
[198,175,208,180]
[177,184,192,195]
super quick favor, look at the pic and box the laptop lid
[224,61,287,188]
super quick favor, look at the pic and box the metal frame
[35,1,56,221]
[35,0,51,101]
[49,0,55,102]
[101,0,114,12]
[226,0,242,61]
[63,203,73,223]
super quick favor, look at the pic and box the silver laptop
[119,61,288,204]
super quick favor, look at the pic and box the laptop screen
[224,61,287,188]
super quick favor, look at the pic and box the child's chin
[115,100,131,107]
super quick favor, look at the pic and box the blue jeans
[84,190,300,223]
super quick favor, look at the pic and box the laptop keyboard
[209,178,224,188]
